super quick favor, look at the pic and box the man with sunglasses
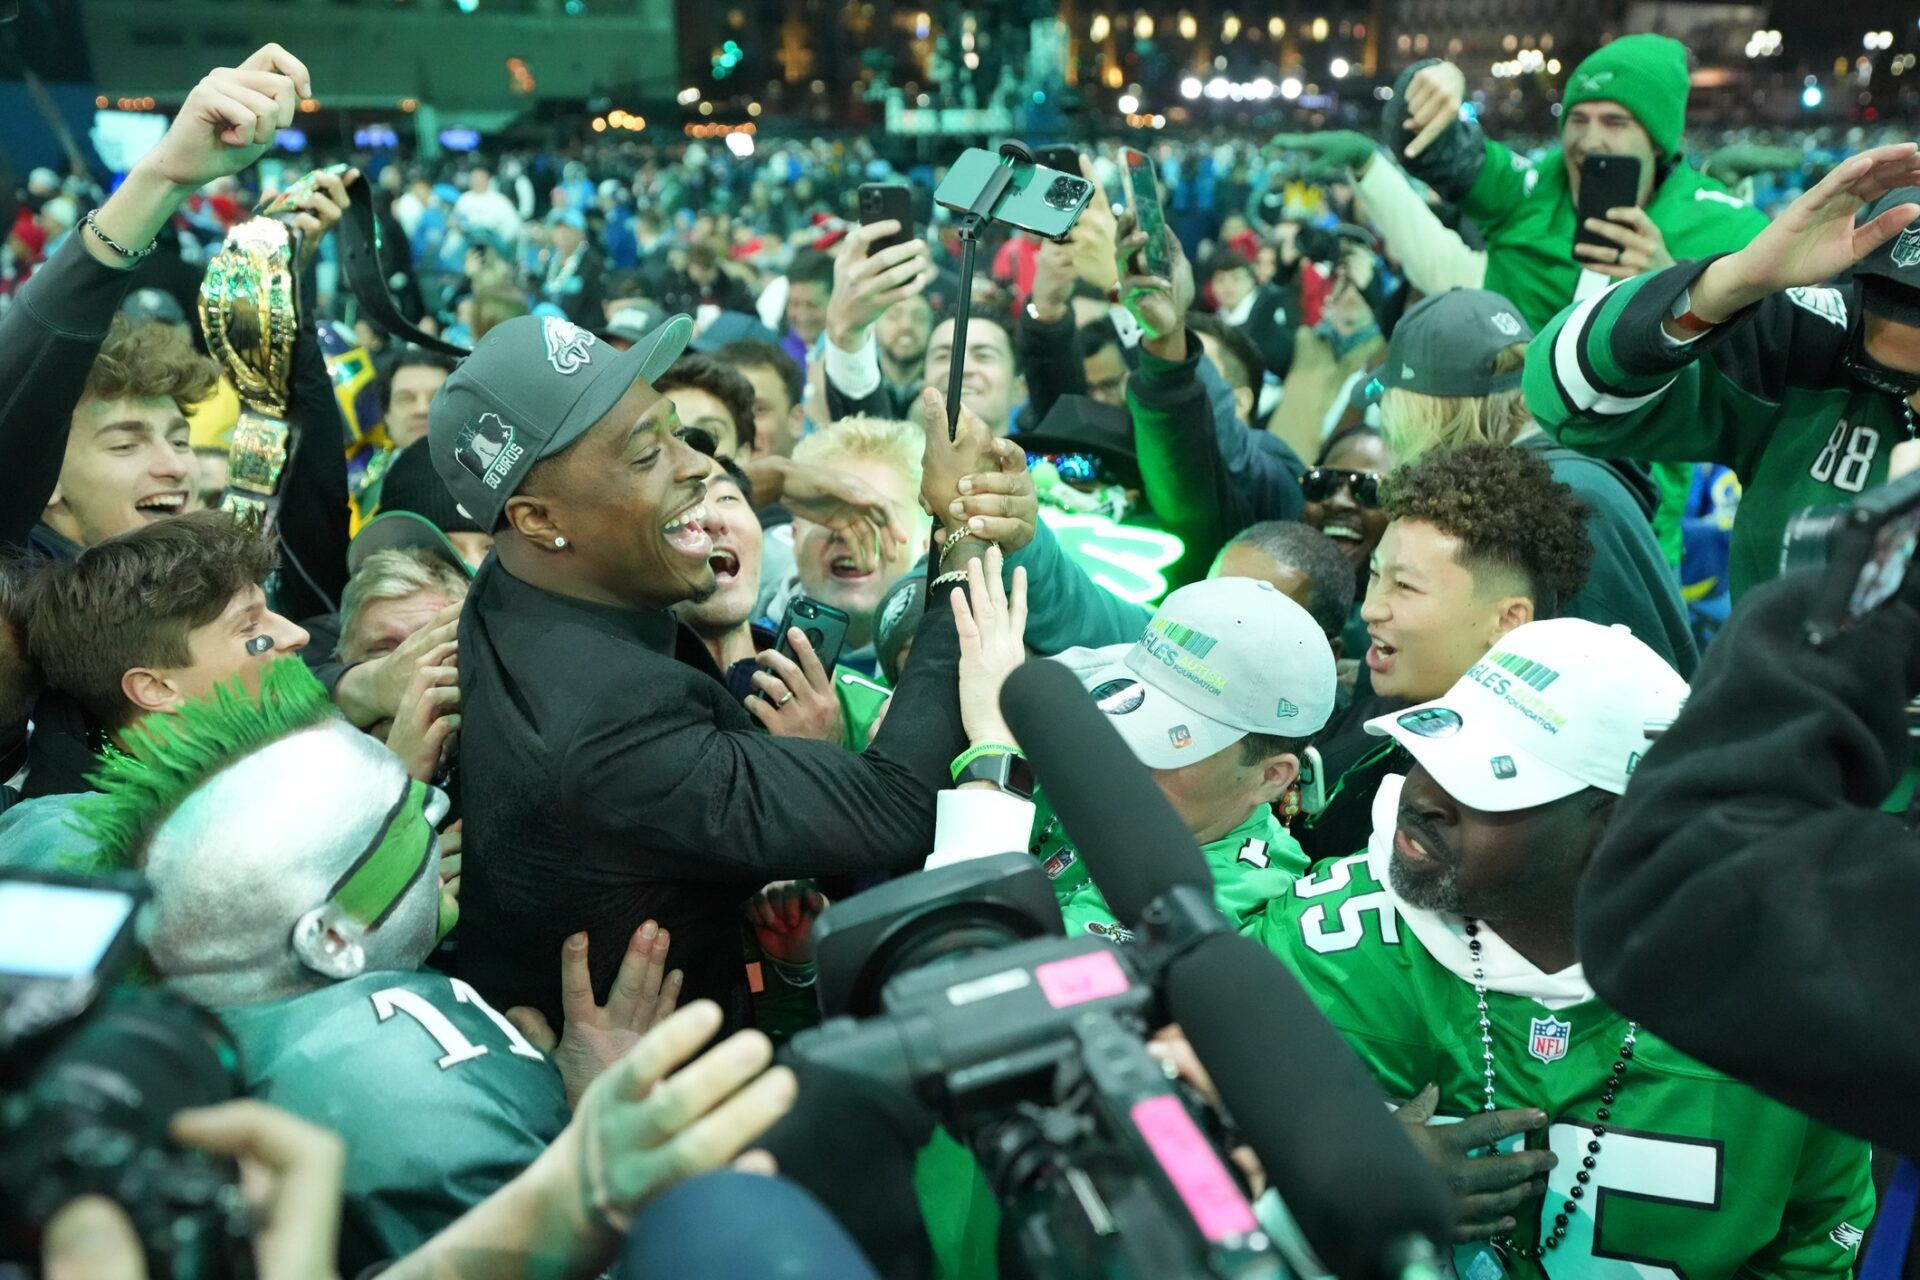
[1530,149,1920,602]
[1300,462,1383,508]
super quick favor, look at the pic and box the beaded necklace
[1466,920,1638,1261]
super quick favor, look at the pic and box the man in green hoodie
[1386,35,1771,565]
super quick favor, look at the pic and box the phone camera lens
[1043,176,1089,211]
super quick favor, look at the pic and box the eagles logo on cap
[543,318,596,374]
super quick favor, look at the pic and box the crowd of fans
[6,27,1920,1280]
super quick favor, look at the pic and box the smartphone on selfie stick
[933,141,1095,440]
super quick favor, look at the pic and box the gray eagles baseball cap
[429,312,693,530]
[1853,187,1920,326]
[1366,288,1534,402]
[1048,578,1336,770]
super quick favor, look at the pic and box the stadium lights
[1280,76,1302,98]
[1180,76,1202,99]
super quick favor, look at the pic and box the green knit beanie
[1563,34,1690,159]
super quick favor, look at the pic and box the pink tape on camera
[1034,950,1130,1007]
[1130,1095,1260,1241]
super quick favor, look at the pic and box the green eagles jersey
[1529,265,1912,600]
[1040,794,1308,939]
[219,970,571,1272]
[1462,141,1768,338]
[1247,839,1874,1279]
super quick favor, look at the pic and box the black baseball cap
[1854,187,1920,326]
[378,440,482,535]
[429,312,692,530]
[1365,288,1534,402]
[1016,394,1142,489]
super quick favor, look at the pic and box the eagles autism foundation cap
[1050,578,1336,770]
[1365,618,1687,812]
[428,312,692,530]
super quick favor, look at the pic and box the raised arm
[0,45,312,552]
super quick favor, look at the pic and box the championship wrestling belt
[199,200,303,529]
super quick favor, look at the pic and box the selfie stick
[943,140,1035,442]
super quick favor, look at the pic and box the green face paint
[326,779,434,928]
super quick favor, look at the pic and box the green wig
[71,657,338,875]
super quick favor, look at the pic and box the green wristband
[950,741,1020,783]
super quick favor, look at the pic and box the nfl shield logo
[1529,1016,1571,1064]
[1894,222,1920,271]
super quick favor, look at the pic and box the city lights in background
[1863,30,1895,51]
[1745,29,1782,58]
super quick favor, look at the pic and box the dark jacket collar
[475,556,722,677]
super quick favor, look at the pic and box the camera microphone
[1002,659,1451,1277]
[999,659,1211,925]
[1167,933,1451,1280]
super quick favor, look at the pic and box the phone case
[1573,156,1643,252]
[1124,153,1173,278]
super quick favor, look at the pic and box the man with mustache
[1247,619,1874,1269]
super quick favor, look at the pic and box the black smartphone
[1573,154,1643,257]
[858,183,915,256]
[1122,148,1172,279]
[776,596,852,674]
[1036,145,1082,178]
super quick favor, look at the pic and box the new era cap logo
[1491,311,1522,337]
[1090,678,1146,715]
[1398,707,1463,737]
[454,413,526,491]
[543,317,597,374]
[1893,220,1920,270]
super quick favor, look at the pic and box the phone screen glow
[0,882,136,979]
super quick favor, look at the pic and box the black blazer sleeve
[1580,569,1920,1153]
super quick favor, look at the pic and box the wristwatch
[1025,299,1068,325]
[950,745,1035,799]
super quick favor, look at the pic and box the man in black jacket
[431,312,1008,1030]
[1581,567,1920,1159]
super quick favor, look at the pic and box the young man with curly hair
[1298,441,1594,863]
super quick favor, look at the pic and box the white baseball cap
[1051,577,1336,770]
[1364,619,1687,812]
